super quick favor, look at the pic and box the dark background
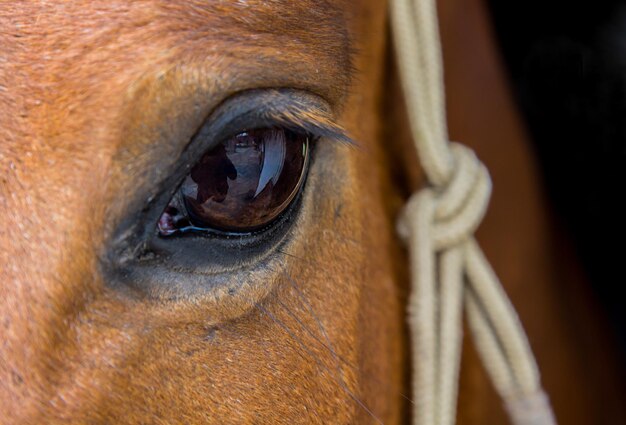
[488,0,626,357]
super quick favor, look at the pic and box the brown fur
[0,0,623,424]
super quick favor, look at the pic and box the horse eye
[158,128,310,235]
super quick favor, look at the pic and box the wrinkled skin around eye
[158,128,309,235]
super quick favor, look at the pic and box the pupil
[175,128,308,232]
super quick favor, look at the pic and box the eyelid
[252,93,355,147]
[203,89,355,150]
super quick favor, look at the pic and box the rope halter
[390,0,558,424]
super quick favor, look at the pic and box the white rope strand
[389,0,453,186]
[464,239,541,394]
[437,248,464,425]
[402,190,438,425]
[390,0,558,424]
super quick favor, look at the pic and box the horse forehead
[3,0,349,33]
[0,1,353,155]
[1,0,351,73]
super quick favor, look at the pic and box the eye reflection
[158,128,309,235]
[187,143,238,204]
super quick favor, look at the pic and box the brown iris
[158,128,309,235]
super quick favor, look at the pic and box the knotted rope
[389,0,558,424]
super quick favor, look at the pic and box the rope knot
[397,142,492,251]
[391,0,556,423]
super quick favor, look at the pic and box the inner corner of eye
[157,127,310,237]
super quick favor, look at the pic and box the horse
[0,0,624,423]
